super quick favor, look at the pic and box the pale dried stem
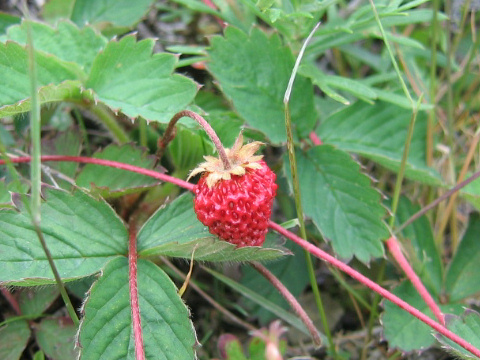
[250,262,322,347]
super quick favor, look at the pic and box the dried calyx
[188,133,264,188]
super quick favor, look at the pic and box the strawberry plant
[0,0,480,359]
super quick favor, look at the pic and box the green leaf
[394,197,442,295]
[0,41,81,116]
[286,146,388,263]
[0,320,31,360]
[137,193,286,261]
[6,21,107,74]
[0,80,83,118]
[240,238,309,323]
[435,310,480,360]
[0,12,20,34]
[70,0,156,28]
[76,144,160,197]
[317,101,442,185]
[382,281,463,352]
[298,64,351,105]
[78,257,197,360]
[207,26,317,144]
[35,317,79,360]
[445,214,480,302]
[86,35,198,123]
[18,287,59,316]
[0,188,127,285]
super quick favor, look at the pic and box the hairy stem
[1,155,194,191]
[158,110,231,170]
[129,222,145,360]
[386,237,444,325]
[250,262,322,347]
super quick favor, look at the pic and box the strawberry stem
[129,221,145,360]
[250,262,322,347]
[386,236,445,325]
[160,110,231,170]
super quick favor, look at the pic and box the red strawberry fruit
[190,134,277,247]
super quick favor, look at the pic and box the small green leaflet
[0,188,127,286]
[207,26,317,144]
[285,146,388,263]
[78,257,197,360]
[86,35,198,123]
[137,193,287,262]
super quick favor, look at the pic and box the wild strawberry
[190,134,277,247]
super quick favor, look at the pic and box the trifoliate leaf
[86,35,198,123]
[0,188,127,285]
[207,26,317,144]
[285,145,389,263]
[78,257,197,360]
